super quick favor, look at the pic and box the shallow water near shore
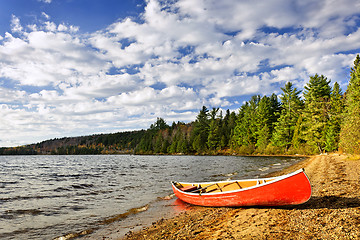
[0,155,305,239]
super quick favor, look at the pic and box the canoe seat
[180,185,198,192]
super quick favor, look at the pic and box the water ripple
[0,154,305,240]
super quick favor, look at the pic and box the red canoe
[171,169,311,207]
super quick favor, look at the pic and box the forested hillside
[2,55,360,155]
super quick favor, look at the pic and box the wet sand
[122,154,360,240]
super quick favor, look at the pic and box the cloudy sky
[1,0,360,147]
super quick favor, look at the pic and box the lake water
[0,155,305,239]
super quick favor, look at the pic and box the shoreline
[122,154,360,239]
[75,155,305,240]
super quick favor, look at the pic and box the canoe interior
[174,178,276,194]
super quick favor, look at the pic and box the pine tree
[302,74,331,153]
[231,95,260,149]
[255,96,272,150]
[256,124,270,151]
[221,110,237,148]
[269,93,281,133]
[340,54,360,153]
[176,133,189,153]
[207,108,222,150]
[154,134,163,153]
[231,94,279,153]
[292,114,304,149]
[248,95,261,143]
[191,106,209,152]
[207,120,221,150]
[150,117,169,130]
[231,103,249,148]
[168,130,180,154]
[161,139,169,153]
[168,139,177,154]
[272,82,304,150]
[325,82,343,152]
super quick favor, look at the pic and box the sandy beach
[122,154,360,240]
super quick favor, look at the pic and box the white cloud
[10,15,23,33]
[1,0,360,146]
[38,0,52,3]
[0,21,106,87]
[0,87,27,104]
[42,12,50,20]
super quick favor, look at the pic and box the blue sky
[1,0,360,147]
[0,0,145,33]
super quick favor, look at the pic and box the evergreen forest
[1,55,360,155]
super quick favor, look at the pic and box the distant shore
[122,154,360,240]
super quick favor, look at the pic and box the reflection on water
[0,155,305,239]
[171,199,192,212]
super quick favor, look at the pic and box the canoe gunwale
[172,168,309,196]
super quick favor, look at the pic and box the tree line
[134,54,360,155]
[1,55,359,155]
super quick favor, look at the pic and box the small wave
[69,205,87,211]
[123,185,141,190]
[158,194,175,200]
[0,181,19,189]
[48,173,89,180]
[71,183,94,189]
[181,167,190,170]
[52,205,150,240]
[54,187,72,192]
[53,229,95,240]
[53,184,94,192]
[259,167,270,171]
[0,194,63,202]
[38,165,51,169]
[1,209,43,219]
[224,172,238,177]
[102,204,150,225]
[0,181,18,185]
[115,194,126,200]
